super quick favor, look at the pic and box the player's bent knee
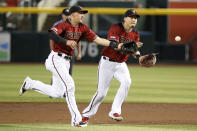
[66,87,75,93]
[49,91,62,98]
[121,78,131,87]
[64,83,75,93]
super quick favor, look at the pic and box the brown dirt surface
[1,102,197,125]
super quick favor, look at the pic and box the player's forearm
[94,37,121,49]
[77,43,81,54]
[94,37,110,46]
[48,31,67,44]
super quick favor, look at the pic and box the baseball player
[82,9,143,124]
[19,6,123,127]
[50,8,82,76]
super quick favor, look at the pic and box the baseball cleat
[19,76,31,96]
[73,121,87,127]
[82,116,89,124]
[109,113,123,121]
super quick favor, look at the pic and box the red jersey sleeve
[50,22,66,35]
[82,25,97,42]
[107,25,121,42]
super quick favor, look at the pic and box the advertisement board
[0,32,11,62]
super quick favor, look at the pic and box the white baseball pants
[27,51,82,126]
[82,56,131,118]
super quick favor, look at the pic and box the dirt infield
[1,102,197,125]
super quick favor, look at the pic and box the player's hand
[113,43,123,51]
[136,42,143,48]
[67,40,77,49]
[76,53,82,60]
[117,43,123,50]
[133,51,141,58]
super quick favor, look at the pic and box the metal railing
[0,7,197,15]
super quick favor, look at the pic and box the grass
[1,124,197,131]
[0,63,197,130]
[0,64,197,103]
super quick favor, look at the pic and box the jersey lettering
[119,36,130,43]
[65,31,82,39]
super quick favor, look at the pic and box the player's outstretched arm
[93,36,122,50]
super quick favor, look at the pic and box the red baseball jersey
[101,23,140,62]
[50,19,97,56]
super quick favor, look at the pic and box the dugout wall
[9,31,185,63]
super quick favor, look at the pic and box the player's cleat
[82,116,89,124]
[19,76,31,96]
[73,121,87,127]
[109,113,123,121]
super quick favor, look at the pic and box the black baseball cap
[124,9,140,18]
[62,8,69,16]
[69,6,88,15]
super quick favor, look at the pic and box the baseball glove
[139,53,158,67]
[121,41,138,54]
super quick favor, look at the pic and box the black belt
[103,56,117,62]
[58,53,72,61]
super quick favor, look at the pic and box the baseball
[175,36,181,41]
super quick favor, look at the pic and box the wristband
[109,41,119,49]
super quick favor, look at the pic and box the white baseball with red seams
[175,36,181,41]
